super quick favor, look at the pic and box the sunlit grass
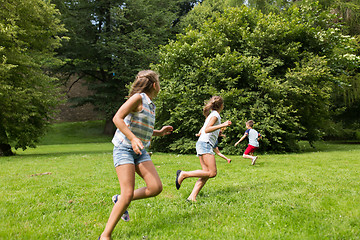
[1,121,359,239]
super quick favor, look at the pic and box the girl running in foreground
[99,70,173,240]
[175,96,231,202]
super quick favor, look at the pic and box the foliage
[52,0,195,127]
[151,3,359,153]
[330,35,360,130]
[246,0,360,134]
[178,0,247,30]
[0,0,66,155]
[333,0,360,35]
[246,0,360,36]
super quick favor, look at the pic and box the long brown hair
[203,96,224,117]
[129,70,159,97]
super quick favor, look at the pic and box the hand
[195,133,200,137]
[234,141,239,147]
[160,126,173,136]
[223,120,232,127]
[131,137,144,155]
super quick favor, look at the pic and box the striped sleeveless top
[112,93,156,148]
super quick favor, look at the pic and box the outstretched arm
[234,134,247,147]
[153,126,173,136]
[204,116,232,133]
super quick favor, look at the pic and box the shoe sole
[176,170,181,190]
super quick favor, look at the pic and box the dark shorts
[244,144,258,155]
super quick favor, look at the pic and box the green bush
[152,4,357,154]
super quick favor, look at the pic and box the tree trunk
[0,143,14,156]
[0,125,14,156]
[103,118,116,135]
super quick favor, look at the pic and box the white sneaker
[252,156,258,165]
[121,210,130,222]
[112,194,119,204]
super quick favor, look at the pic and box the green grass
[1,121,360,239]
[39,120,112,145]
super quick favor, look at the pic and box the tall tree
[52,0,188,134]
[0,0,65,156]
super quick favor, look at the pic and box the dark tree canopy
[52,0,197,134]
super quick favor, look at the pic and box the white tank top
[198,110,221,147]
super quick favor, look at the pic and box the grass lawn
[1,121,359,239]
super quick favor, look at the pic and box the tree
[178,0,245,30]
[151,3,358,153]
[0,0,65,156]
[245,0,360,36]
[245,0,360,134]
[52,0,190,134]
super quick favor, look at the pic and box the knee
[121,191,134,203]
[208,171,217,178]
[149,182,163,197]
[154,183,163,196]
[242,154,247,158]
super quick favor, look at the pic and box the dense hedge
[151,4,359,154]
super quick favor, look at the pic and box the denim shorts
[113,144,151,167]
[196,141,215,156]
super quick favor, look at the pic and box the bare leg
[213,147,231,163]
[187,177,209,201]
[100,161,162,239]
[101,164,135,239]
[133,161,163,200]
[178,154,217,185]
[242,154,254,160]
[243,153,257,165]
[186,154,217,201]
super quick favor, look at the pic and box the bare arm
[234,134,247,147]
[113,94,143,154]
[153,126,173,136]
[195,127,203,137]
[204,116,232,133]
